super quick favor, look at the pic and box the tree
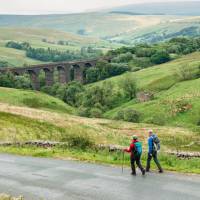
[151,51,170,64]
[121,74,137,100]
[63,81,84,107]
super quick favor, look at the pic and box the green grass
[111,16,200,44]
[90,52,200,91]
[83,52,200,129]
[0,14,166,38]
[105,78,200,129]
[0,146,199,174]
[0,87,75,114]
[0,99,199,173]
[0,27,121,67]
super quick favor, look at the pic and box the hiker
[146,130,163,173]
[124,135,145,176]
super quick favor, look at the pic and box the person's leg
[146,153,152,172]
[131,156,136,175]
[153,152,163,173]
[136,156,145,175]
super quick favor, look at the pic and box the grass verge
[0,146,199,174]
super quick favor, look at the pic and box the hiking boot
[131,172,136,176]
[142,170,146,176]
[159,170,164,173]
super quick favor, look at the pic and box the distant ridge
[109,11,165,16]
[109,1,200,16]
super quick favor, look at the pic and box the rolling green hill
[0,13,166,38]
[110,1,200,16]
[84,52,200,129]
[0,90,199,173]
[0,87,75,114]
[0,52,199,173]
[0,27,121,67]
[111,16,200,44]
[1,12,200,45]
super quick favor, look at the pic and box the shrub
[169,99,192,116]
[151,50,170,64]
[115,110,125,120]
[116,108,141,123]
[78,107,91,117]
[121,74,137,100]
[90,108,103,118]
[63,81,84,107]
[112,52,133,63]
[61,134,94,150]
[0,61,8,68]
[123,109,141,123]
[176,64,197,81]
[146,114,167,126]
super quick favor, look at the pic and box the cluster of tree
[6,41,103,62]
[85,61,130,83]
[108,37,200,70]
[26,47,84,62]
[167,37,200,55]
[42,38,76,46]
[0,61,8,68]
[39,74,137,118]
[80,47,103,57]
[0,73,32,89]
[6,41,30,50]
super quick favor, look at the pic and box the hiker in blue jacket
[146,130,163,173]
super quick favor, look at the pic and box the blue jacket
[148,134,156,154]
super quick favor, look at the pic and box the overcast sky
[0,0,198,15]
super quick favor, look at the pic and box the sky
[0,0,198,15]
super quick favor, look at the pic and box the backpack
[132,141,142,156]
[153,135,160,152]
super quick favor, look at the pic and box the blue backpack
[132,141,142,156]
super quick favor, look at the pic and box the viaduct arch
[0,58,110,90]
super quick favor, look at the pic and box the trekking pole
[121,150,125,174]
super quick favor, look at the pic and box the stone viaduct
[0,58,109,90]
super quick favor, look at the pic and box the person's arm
[124,143,134,153]
[148,137,153,154]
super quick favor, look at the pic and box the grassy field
[0,87,75,114]
[82,52,200,129]
[0,14,200,66]
[0,13,167,38]
[1,13,199,43]
[113,16,200,44]
[0,27,121,67]
[0,101,199,173]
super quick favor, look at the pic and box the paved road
[0,154,200,200]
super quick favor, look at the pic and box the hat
[132,135,138,140]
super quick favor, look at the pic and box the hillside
[110,1,200,16]
[0,97,199,173]
[0,87,75,114]
[112,16,200,44]
[0,13,166,38]
[0,12,200,45]
[0,27,119,67]
[85,52,200,129]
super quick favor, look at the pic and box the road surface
[0,154,199,200]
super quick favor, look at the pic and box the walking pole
[121,150,125,174]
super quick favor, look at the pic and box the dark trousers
[146,152,163,172]
[131,155,145,175]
